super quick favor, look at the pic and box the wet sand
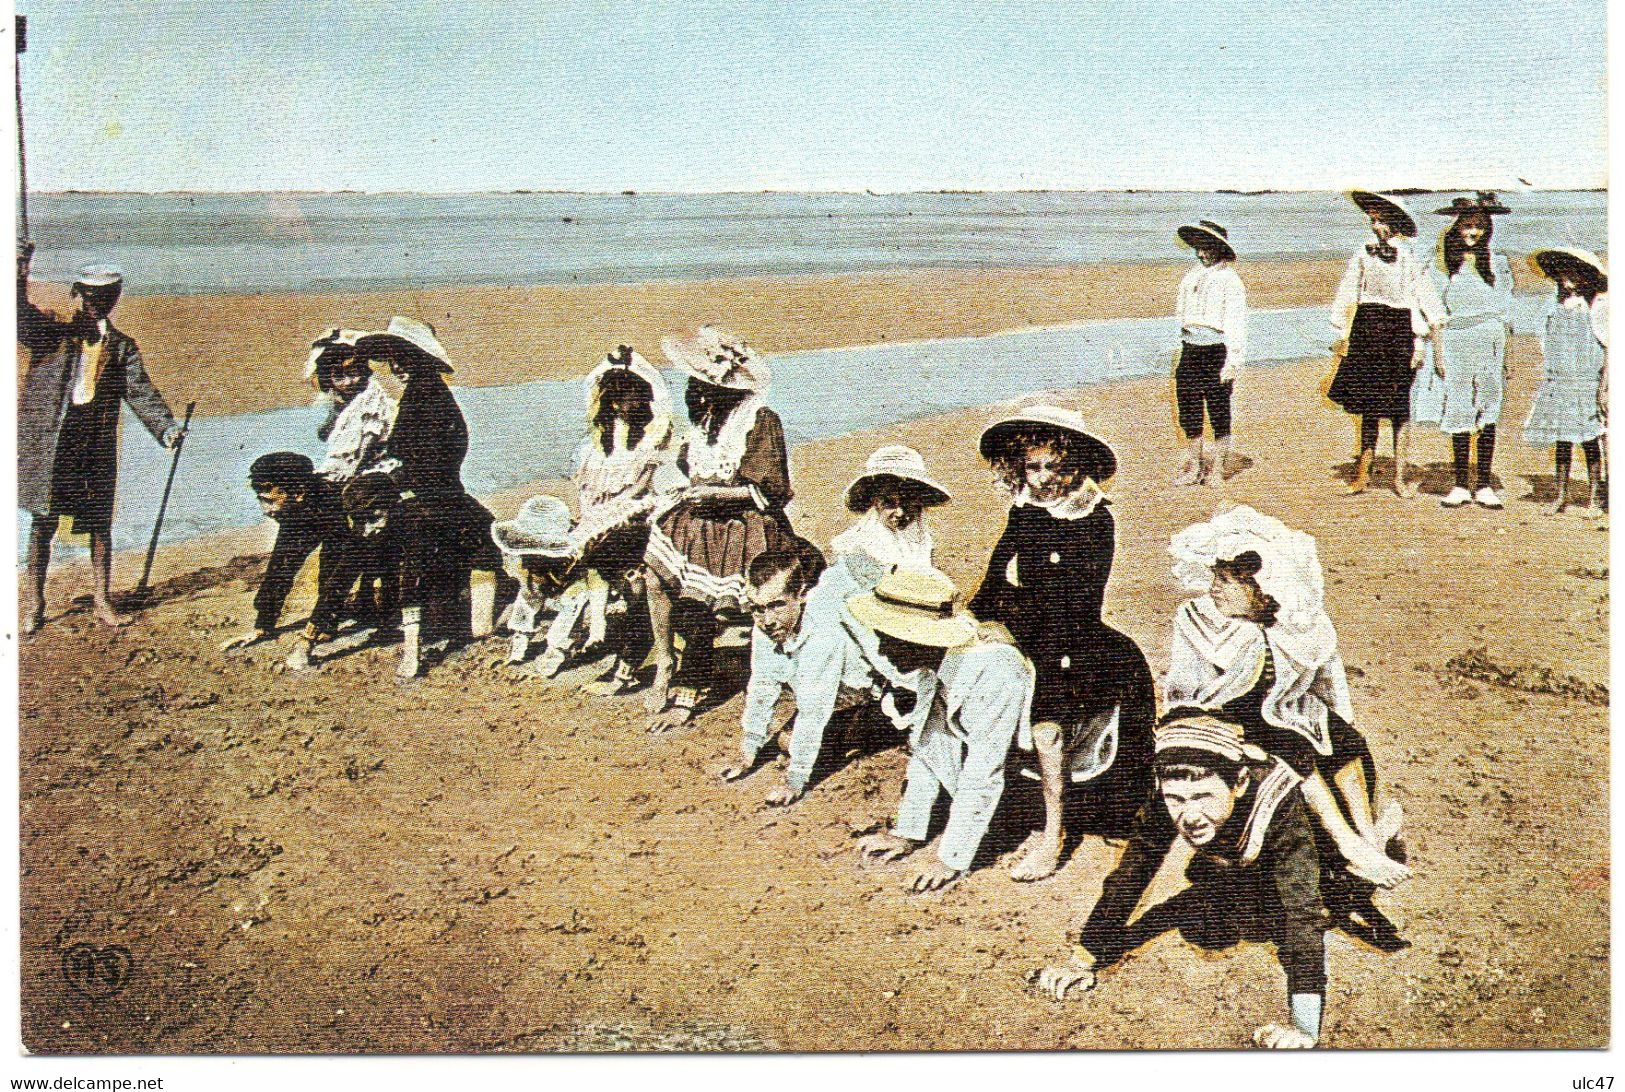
[23,259,1351,418]
[18,316,1607,1050]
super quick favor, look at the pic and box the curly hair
[987,425,1097,495]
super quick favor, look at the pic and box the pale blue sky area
[17,0,1608,192]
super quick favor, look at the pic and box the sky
[14,0,1610,193]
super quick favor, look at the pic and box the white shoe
[1473,486,1503,509]
[1440,487,1472,508]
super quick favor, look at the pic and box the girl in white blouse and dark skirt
[1328,192,1446,496]
[1172,220,1248,486]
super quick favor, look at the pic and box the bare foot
[21,600,44,636]
[643,661,673,714]
[92,600,132,627]
[1009,833,1064,882]
[718,762,752,783]
[1547,492,1570,516]
[1172,458,1201,487]
[764,784,803,808]
[647,705,693,735]
[1395,473,1419,498]
[1344,842,1412,888]
[396,649,422,680]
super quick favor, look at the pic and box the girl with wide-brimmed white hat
[643,326,798,730]
[1165,504,1410,895]
[1172,219,1248,486]
[1328,192,1447,496]
[1413,193,1516,509]
[1523,247,1609,515]
[830,444,951,586]
[967,404,1157,882]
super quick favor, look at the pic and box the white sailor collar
[1013,479,1107,521]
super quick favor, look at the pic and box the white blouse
[1331,236,1446,338]
[1175,262,1249,369]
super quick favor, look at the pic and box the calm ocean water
[27,190,1607,296]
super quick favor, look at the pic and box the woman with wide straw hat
[1415,193,1515,509]
[1524,246,1609,515]
[644,325,797,729]
[830,444,951,587]
[355,316,500,678]
[1172,219,1248,485]
[967,404,1156,882]
[1328,191,1447,496]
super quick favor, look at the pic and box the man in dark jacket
[18,246,183,631]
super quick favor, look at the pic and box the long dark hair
[1442,213,1495,285]
[684,378,750,443]
[594,367,655,454]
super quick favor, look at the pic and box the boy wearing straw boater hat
[718,536,896,807]
[1032,712,1336,1050]
[1524,246,1609,516]
[849,569,1036,892]
[1328,191,1446,497]
[18,250,186,633]
[220,452,360,672]
[1172,220,1248,485]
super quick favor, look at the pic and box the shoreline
[23,259,1352,418]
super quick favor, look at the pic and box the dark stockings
[1450,425,1497,490]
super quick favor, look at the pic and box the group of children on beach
[1178,190,1609,513]
[14,196,1608,1049]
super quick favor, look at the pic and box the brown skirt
[644,498,793,612]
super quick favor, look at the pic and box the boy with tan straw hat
[849,569,1035,892]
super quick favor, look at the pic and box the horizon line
[33,185,1606,198]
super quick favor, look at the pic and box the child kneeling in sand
[222,452,360,671]
[1031,713,1336,1049]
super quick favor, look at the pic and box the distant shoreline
[34,187,1608,197]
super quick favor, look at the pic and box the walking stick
[134,401,195,600]
[15,15,27,243]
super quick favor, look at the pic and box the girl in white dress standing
[1413,194,1514,509]
[1524,247,1609,515]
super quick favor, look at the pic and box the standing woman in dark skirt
[1328,192,1446,496]
[969,405,1156,881]
[354,317,499,678]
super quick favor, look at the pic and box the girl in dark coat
[354,317,499,677]
[969,405,1155,881]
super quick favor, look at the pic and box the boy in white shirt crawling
[1172,220,1248,486]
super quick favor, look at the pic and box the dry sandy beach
[17,262,1607,1051]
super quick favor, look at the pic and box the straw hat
[354,316,454,374]
[303,327,367,385]
[1154,711,1268,766]
[491,495,576,557]
[1349,191,1417,237]
[1530,247,1608,294]
[1176,220,1236,261]
[72,263,124,288]
[843,445,952,513]
[846,568,979,649]
[661,325,770,393]
[1433,192,1510,217]
[978,404,1118,484]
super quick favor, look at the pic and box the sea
[26,189,1607,296]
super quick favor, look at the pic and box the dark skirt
[397,491,500,610]
[48,402,118,533]
[645,498,794,613]
[1328,303,1416,419]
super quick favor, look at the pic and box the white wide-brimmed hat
[846,568,978,649]
[1349,191,1417,237]
[978,404,1118,484]
[302,327,367,384]
[72,263,124,288]
[661,325,770,393]
[491,495,576,557]
[354,316,454,374]
[1168,504,1327,630]
[1154,711,1268,765]
[843,445,952,513]
[1176,220,1236,261]
[1530,247,1608,294]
